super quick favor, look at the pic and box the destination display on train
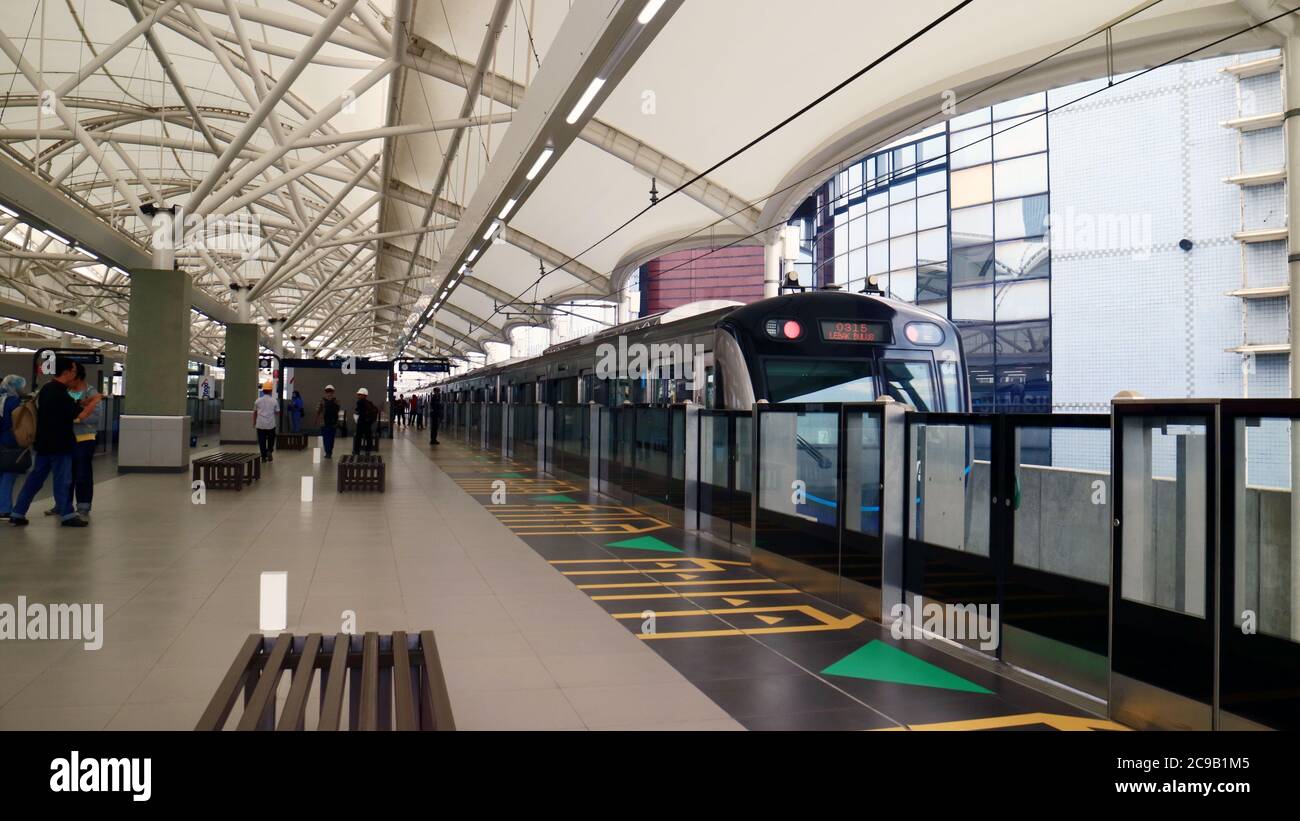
[819,319,892,343]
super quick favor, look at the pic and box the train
[437,288,970,412]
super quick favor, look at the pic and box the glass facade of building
[809,93,1052,413]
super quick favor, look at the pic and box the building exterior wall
[639,246,766,314]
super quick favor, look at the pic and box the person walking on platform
[413,394,424,431]
[0,374,29,521]
[428,387,443,445]
[289,390,305,434]
[8,357,96,527]
[254,382,279,462]
[353,388,379,455]
[45,363,102,519]
[313,385,342,459]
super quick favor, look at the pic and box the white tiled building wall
[1049,53,1287,415]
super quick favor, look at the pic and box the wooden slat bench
[194,631,454,731]
[278,432,308,450]
[338,453,385,492]
[192,452,260,491]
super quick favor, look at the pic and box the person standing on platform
[413,394,424,431]
[254,382,279,462]
[313,385,342,459]
[428,387,443,445]
[0,374,29,521]
[8,357,94,527]
[353,388,378,455]
[289,390,305,433]
[45,363,102,520]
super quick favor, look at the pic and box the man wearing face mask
[45,363,102,520]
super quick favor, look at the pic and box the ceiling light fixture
[483,221,501,242]
[566,78,606,125]
[498,198,518,220]
[526,147,554,180]
[638,0,667,23]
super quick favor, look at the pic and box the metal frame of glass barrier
[1110,399,1217,731]
[1217,399,1300,731]
[698,410,751,545]
[1000,413,1111,699]
[751,403,887,618]
[596,404,687,527]
[903,412,999,656]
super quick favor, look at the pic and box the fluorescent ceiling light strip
[526,148,554,180]
[567,78,606,125]
[46,231,70,246]
[638,0,666,24]
[0,204,16,218]
[483,222,501,241]
[498,198,518,220]
[466,248,479,262]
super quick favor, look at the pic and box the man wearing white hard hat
[253,381,279,463]
[352,387,379,455]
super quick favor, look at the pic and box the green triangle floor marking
[604,535,683,554]
[821,640,992,694]
[534,494,577,503]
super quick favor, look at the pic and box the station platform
[0,428,1126,731]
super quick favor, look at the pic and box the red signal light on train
[782,320,802,340]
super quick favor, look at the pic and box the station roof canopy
[0,0,1284,361]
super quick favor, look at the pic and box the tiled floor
[0,430,741,730]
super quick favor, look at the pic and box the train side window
[881,360,937,411]
[939,360,961,411]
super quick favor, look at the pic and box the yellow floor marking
[455,477,578,494]
[676,573,699,580]
[589,589,794,602]
[554,558,742,576]
[614,604,864,639]
[547,557,749,566]
[874,712,1130,732]
[577,578,779,590]
[489,503,669,535]
[755,615,784,625]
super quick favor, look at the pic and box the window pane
[995,236,1050,280]
[890,180,916,204]
[867,207,888,241]
[917,168,946,196]
[893,144,916,178]
[994,277,1050,321]
[849,214,866,250]
[917,192,947,230]
[867,191,889,212]
[765,359,878,403]
[890,235,917,270]
[994,153,1048,198]
[951,283,994,322]
[950,107,990,130]
[921,135,946,162]
[867,240,889,275]
[950,164,993,208]
[882,360,937,411]
[993,93,1046,121]
[889,267,917,303]
[890,201,916,235]
[917,227,946,267]
[952,242,993,283]
[995,194,1049,239]
[950,125,992,169]
[848,162,863,195]
[993,114,1047,160]
[951,204,993,247]
[849,247,867,279]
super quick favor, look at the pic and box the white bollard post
[301,476,314,502]
[259,571,288,632]
[313,447,321,464]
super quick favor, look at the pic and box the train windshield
[764,359,878,403]
[880,360,938,411]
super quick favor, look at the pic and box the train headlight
[765,318,802,340]
[904,322,944,345]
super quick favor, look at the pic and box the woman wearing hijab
[0,374,29,520]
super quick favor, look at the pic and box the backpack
[10,394,37,449]
[361,399,379,424]
[321,397,340,426]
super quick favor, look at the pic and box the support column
[220,322,260,444]
[1287,34,1300,640]
[118,267,191,472]
[763,233,781,299]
